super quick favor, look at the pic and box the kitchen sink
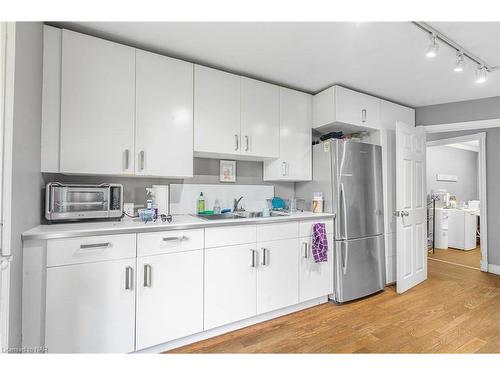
[196,211,289,221]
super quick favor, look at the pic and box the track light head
[453,51,465,72]
[426,34,439,58]
[475,66,488,83]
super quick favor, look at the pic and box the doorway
[425,133,487,272]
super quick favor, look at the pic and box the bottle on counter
[213,199,221,214]
[197,192,205,214]
[312,192,323,213]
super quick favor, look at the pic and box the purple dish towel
[312,223,328,263]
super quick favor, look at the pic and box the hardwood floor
[428,246,481,269]
[168,260,500,353]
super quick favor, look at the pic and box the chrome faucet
[233,196,244,212]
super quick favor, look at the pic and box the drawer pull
[125,266,134,290]
[144,264,152,288]
[162,236,187,242]
[80,242,110,249]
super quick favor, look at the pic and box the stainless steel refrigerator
[296,139,385,303]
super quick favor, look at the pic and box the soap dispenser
[197,192,205,214]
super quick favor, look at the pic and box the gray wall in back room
[426,146,478,203]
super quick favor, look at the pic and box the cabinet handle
[261,248,269,266]
[139,150,145,171]
[302,242,309,258]
[124,149,130,170]
[144,264,152,288]
[125,266,134,290]
[281,161,287,176]
[250,249,256,268]
[362,109,367,123]
[234,134,239,151]
[80,242,110,249]
[245,135,249,151]
[162,236,187,242]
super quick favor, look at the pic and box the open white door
[395,121,427,293]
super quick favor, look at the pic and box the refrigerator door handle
[341,241,349,275]
[340,183,348,240]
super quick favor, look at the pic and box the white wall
[8,22,44,348]
[426,145,478,203]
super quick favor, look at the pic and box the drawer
[257,222,299,242]
[137,229,204,257]
[299,219,334,238]
[205,225,257,248]
[47,234,136,267]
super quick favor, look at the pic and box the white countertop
[22,211,335,241]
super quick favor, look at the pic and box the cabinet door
[60,29,135,175]
[136,50,194,178]
[241,77,280,158]
[194,65,241,157]
[264,88,312,181]
[257,239,299,314]
[204,244,257,330]
[299,234,334,302]
[45,258,136,353]
[335,86,380,128]
[136,250,203,350]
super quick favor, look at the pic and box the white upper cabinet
[313,85,380,131]
[194,65,241,158]
[264,88,312,181]
[60,29,136,175]
[240,77,280,159]
[135,50,194,178]
[380,99,415,128]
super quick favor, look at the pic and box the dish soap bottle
[213,199,221,214]
[197,192,205,214]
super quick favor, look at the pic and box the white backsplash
[170,183,274,214]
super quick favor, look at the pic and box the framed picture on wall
[220,160,236,182]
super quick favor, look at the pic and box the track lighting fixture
[426,34,439,58]
[453,51,465,72]
[475,66,488,84]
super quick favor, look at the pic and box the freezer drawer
[332,235,385,303]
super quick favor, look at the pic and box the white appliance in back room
[296,139,385,303]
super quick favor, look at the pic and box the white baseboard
[135,296,328,353]
[488,264,500,275]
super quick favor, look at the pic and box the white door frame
[426,132,488,272]
[0,21,16,352]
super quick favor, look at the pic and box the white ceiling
[55,22,500,107]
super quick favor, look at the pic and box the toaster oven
[45,182,123,222]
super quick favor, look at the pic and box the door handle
[80,242,110,249]
[139,150,145,171]
[261,248,269,266]
[250,249,257,268]
[143,264,152,287]
[340,183,348,239]
[124,149,130,170]
[302,242,309,259]
[234,134,239,151]
[394,210,410,217]
[341,242,349,275]
[125,266,134,290]
[245,135,249,151]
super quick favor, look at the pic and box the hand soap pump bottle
[197,192,205,214]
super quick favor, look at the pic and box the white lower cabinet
[45,258,136,353]
[135,250,203,350]
[299,234,334,302]
[204,244,258,330]
[256,239,299,314]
